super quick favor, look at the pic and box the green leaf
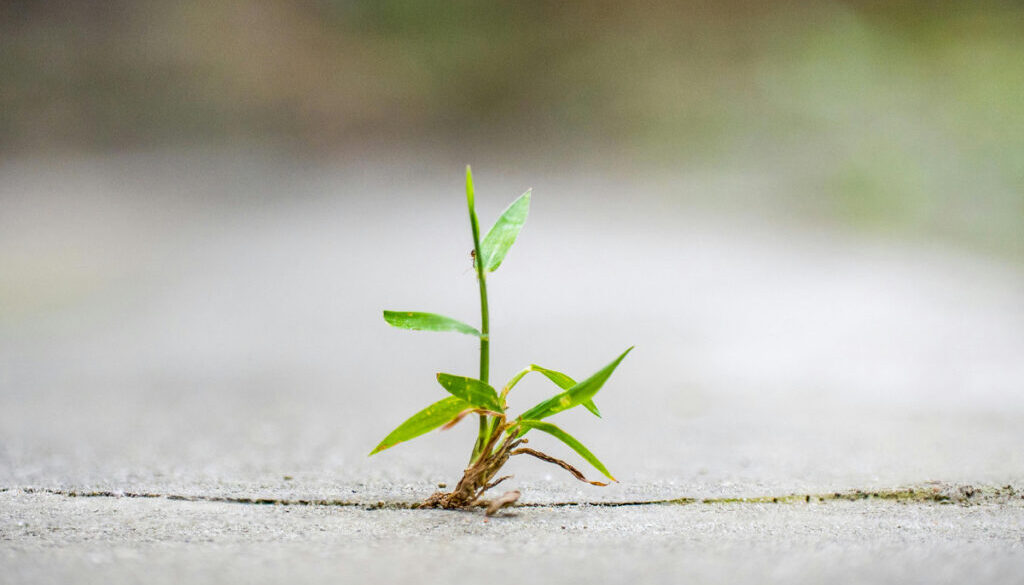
[530,364,575,388]
[466,166,484,255]
[383,311,480,337]
[520,347,633,421]
[369,396,470,455]
[530,365,600,417]
[480,190,531,272]
[517,420,616,482]
[465,165,476,211]
[436,373,503,413]
[581,400,601,417]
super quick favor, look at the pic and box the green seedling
[371,166,632,509]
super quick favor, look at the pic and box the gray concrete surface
[3,490,1024,585]
[2,150,1023,583]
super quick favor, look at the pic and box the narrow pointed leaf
[580,399,601,418]
[369,396,470,455]
[517,420,616,482]
[436,373,504,413]
[520,347,633,421]
[466,166,483,258]
[383,311,480,337]
[531,365,600,417]
[480,190,531,272]
[530,364,575,388]
[465,165,476,210]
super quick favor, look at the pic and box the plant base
[420,434,520,509]
[419,433,608,510]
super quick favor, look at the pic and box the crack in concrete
[7,483,1021,510]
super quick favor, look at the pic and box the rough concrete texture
[2,151,1024,583]
[4,490,1024,585]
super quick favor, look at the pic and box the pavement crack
[16,487,381,509]
[8,483,1021,510]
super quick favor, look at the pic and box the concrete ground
[2,150,1023,583]
[4,489,1024,585]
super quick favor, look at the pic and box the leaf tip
[465,166,475,207]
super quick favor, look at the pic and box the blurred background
[1,1,1022,496]
[3,0,1023,253]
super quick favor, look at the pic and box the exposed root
[511,447,609,486]
[420,422,524,509]
[483,475,513,492]
[421,418,614,509]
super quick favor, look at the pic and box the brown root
[420,422,524,509]
[421,422,609,510]
[510,447,609,486]
[483,475,513,492]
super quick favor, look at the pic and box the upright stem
[473,270,490,460]
[466,167,490,462]
[476,275,490,385]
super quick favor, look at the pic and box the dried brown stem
[483,475,513,492]
[511,447,609,486]
[441,408,503,431]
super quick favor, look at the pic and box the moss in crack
[697,484,1020,506]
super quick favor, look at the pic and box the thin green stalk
[466,166,490,462]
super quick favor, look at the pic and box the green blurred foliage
[1,0,1021,256]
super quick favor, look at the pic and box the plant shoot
[371,167,632,509]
